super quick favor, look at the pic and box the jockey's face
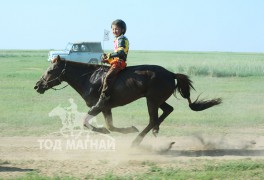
[112,25,122,37]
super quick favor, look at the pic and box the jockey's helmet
[112,19,127,35]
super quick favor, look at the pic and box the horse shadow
[163,149,264,157]
[0,166,35,172]
[136,142,264,157]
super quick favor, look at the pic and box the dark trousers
[101,65,122,97]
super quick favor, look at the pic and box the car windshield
[65,43,73,51]
[86,43,102,52]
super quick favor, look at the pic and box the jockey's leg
[101,65,120,96]
[88,66,120,116]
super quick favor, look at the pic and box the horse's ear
[51,55,61,64]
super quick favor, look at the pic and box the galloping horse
[34,56,221,146]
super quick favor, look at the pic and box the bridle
[41,61,103,91]
[41,61,69,91]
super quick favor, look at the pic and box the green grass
[129,51,264,77]
[0,50,264,136]
[137,160,264,180]
[12,159,264,180]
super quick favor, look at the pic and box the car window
[65,43,73,51]
[72,44,81,52]
[81,45,88,52]
[85,43,102,52]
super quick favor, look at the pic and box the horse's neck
[63,62,99,97]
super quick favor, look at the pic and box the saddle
[87,67,108,96]
[88,66,130,96]
[89,67,108,85]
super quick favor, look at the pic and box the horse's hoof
[158,142,175,153]
[92,127,110,134]
[83,124,92,130]
[168,142,175,150]
[152,129,159,137]
[131,126,139,132]
[131,138,142,148]
[101,128,111,134]
[131,141,139,148]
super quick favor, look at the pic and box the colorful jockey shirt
[108,35,129,61]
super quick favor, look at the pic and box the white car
[48,42,103,64]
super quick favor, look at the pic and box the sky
[1,0,264,52]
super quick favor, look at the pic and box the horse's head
[34,56,66,94]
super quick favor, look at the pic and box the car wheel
[88,58,98,64]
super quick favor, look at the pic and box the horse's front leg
[102,109,139,133]
[83,114,110,134]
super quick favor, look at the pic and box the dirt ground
[0,132,264,179]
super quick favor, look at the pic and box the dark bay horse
[34,56,221,146]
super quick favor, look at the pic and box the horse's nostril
[34,86,38,90]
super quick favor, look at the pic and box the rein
[51,84,69,91]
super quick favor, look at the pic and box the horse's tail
[174,73,222,111]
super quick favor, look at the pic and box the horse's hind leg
[132,100,159,146]
[153,102,174,136]
[102,109,139,133]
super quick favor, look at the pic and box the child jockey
[88,19,129,116]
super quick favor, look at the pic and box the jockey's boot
[88,94,110,116]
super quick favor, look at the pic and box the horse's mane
[62,59,165,74]
[62,59,108,70]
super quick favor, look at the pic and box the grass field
[0,50,264,179]
[0,50,263,136]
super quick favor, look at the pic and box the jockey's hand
[101,59,109,64]
[101,53,108,60]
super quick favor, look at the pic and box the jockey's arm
[108,48,126,59]
[106,36,128,62]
